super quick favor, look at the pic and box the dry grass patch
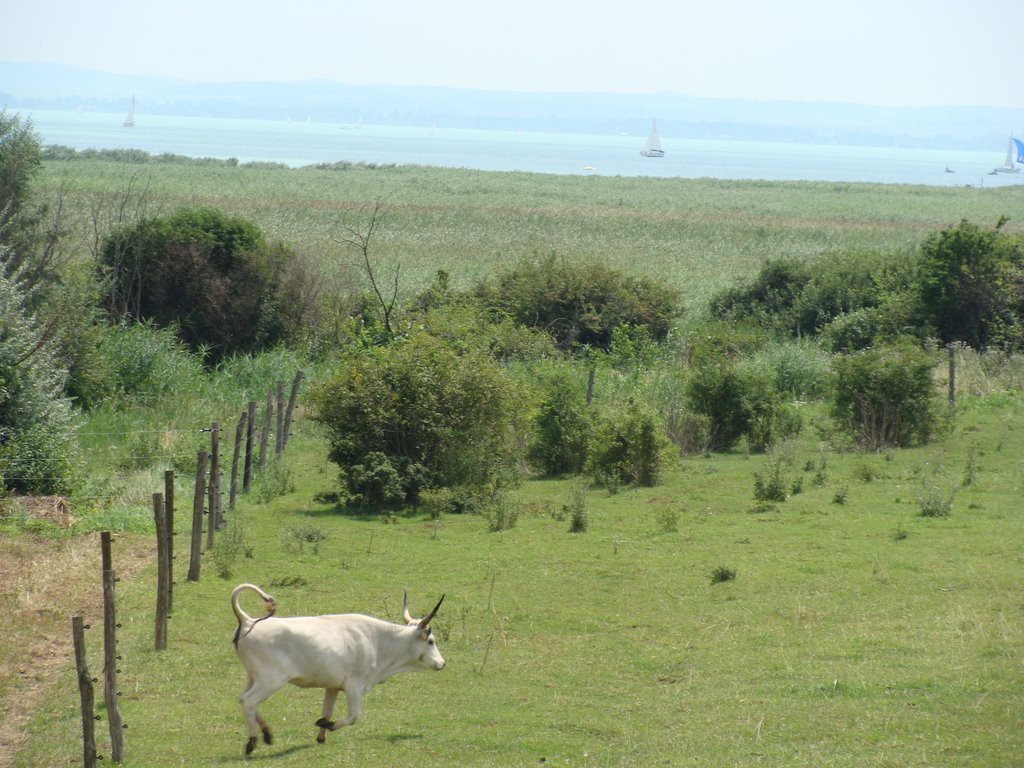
[0,531,151,768]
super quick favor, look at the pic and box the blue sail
[1015,138,1024,164]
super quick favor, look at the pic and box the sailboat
[992,132,1023,174]
[123,96,136,128]
[640,119,664,157]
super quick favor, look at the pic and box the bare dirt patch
[0,531,152,768]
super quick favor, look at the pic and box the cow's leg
[316,687,363,732]
[240,674,286,755]
[316,688,340,743]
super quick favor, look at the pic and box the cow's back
[236,614,389,689]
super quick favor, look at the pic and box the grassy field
[39,157,1024,309]
[11,389,1024,767]
[8,161,1023,766]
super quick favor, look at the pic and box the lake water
[23,109,1024,188]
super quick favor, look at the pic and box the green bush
[709,257,811,332]
[708,250,916,342]
[98,206,302,361]
[831,340,941,449]
[684,358,754,451]
[344,452,406,510]
[529,367,593,476]
[310,333,526,510]
[476,254,682,352]
[566,480,590,533]
[753,458,789,503]
[588,399,668,487]
[821,308,885,353]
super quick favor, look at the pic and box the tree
[0,265,79,494]
[916,218,1023,349]
[334,198,401,341]
[0,110,43,269]
[0,109,73,294]
[98,206,295,360]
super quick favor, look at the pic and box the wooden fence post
[282,370,303,450]
[187,451,208,582]
[209,422,222,529]
[229,411,245,510]
[154,493,169,650]
[243,401,256,493]
[72,615,97,768]
[100,533,124,763]
[164,470,174,615]
[206,448,217,551]
[258,391,273,470]
[275,380,285,460]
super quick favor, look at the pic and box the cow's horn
[418,594,445,629]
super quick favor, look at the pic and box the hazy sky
[5,0,1022,108]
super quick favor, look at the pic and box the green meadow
[13,394,1024,767]
[6,157,1024,766]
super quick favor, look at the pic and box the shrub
[566,481,590,533]
[684,358,754,451]
[344,452,405,510]
[310,333,525,510]
[476,254,682,352]
[588,399,669,488]
[831,340,941,449]
[685,355,797,453]
[745,341,832,400]
[821,308,886,353]
[710,566,737,584]
[529,367,593,476]
[211,514,253,578]
[98,206,301,361]
[655,504,680,533]
[753,461,788,502]
[917,479,954,518]
[281,519,328,554]
[665,409,713,455]
[709,258,810,332]
[252,461,296,504]
[485,488,519,532]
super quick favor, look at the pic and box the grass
[10,390,1024,767]
[38,157,1024,310]
[9,160,1024,765]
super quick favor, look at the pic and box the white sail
[993,132,1021,174]
[640,119,664,157]
[123,96,136,128]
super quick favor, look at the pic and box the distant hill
[2,61,1021,150]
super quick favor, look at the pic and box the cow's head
[403,592,446,670]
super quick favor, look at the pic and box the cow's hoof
[315,717,334,729]
[262,726,273,745]
[245,736,257,755]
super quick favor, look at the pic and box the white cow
[231,583,446,756]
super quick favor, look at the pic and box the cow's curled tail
[231,583,277,646]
